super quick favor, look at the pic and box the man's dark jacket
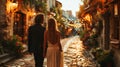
[28,24,45,52]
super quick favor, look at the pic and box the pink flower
[16,42,19,46]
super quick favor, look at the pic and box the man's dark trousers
[33,50,44,67]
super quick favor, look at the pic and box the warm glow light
[6,1,18,13]
[114,4,118,15]
[84,14,91,22]
[33,13,36,15]
[57,0,83,16]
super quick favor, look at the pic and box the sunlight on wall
[57,0,83,16]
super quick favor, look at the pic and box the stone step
[0,53,16,65]
[0,46,28,65]
[0,53,9,59]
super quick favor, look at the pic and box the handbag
[60,51,64,67]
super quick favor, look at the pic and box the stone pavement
[63,36,99,67]
[4,36,99,67]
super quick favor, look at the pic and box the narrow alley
[0,0,120,67]
[4,36,99,67]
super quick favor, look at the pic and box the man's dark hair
[35,14,44,24]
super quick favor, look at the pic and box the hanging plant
[35,1,47,13]
[23,0,35,8]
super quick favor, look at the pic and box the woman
[43,18,62,67]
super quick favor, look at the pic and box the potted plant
[5,35,25,57]
[93,48,114,67]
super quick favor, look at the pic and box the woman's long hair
[48,18,58,44]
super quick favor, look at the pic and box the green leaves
[22,0,47,13]
[4,35,25,55]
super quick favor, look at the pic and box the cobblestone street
[63,36,99,67]
[0,0,120,66]
[4,36,99,67]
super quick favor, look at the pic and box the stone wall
[0,0,8,40]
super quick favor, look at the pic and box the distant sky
[57,0,83,16]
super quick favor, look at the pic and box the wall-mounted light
[114,4,118,16]
[6,1,18,13]
[84,14,91,22]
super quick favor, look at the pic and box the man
[28,14,45,67]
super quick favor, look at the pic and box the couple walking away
[28,14,63,67]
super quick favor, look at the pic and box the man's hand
[28,50,33,55]
[29,52,33,55]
